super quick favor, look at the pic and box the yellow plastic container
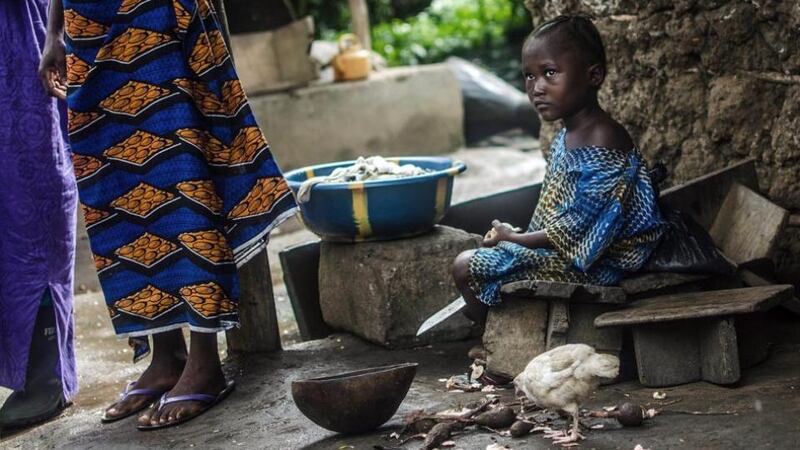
[333,34,371,82]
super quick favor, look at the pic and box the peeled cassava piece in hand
[484,222,521,241]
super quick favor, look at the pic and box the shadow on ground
[4,310,800,449]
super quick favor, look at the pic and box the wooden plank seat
[594,285,793,387]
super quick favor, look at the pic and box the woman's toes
[160,406,176,424]
[138,409,153,426]
[149,408,163,426]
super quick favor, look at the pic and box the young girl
[453,15,665,326]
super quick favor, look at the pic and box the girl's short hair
[526,14,606,71]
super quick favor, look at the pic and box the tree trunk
[348,0,371,50]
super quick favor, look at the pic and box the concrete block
[484,300,548,379]
[318,225,480,348]
[230,17,319,95]
[249,65,465,170]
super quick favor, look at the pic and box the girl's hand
[482,220,519,247]
[38,34,67,100]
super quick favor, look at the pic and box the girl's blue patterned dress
[468,129,666,306]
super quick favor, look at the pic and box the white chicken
[513,344,620,445]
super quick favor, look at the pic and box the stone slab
[248,65,464,170]
[318,225,480,348]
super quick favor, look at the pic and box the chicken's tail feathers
[586,352,620,379]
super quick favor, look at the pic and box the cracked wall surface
[524,0,800,276]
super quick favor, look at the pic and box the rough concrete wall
[249,65,464,170]
[524,0,800,276]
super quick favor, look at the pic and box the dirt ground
[3,312,800,450]
[4,140,800,449]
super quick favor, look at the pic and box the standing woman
[0,0,78,430]
[39,0,297,429]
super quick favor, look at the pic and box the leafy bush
[371,0,528,66]
[294,0,531,86]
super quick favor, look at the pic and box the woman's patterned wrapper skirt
[64,0,297,338]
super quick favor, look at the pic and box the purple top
[0,0,78,399]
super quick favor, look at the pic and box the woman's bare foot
[139,331,226,427]
[103,330,186,421]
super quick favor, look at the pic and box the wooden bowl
[291,363,418,434]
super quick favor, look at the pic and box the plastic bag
[446,57,540,144]
[642,209,736,275]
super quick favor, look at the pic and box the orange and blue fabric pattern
[65,0,297,337]
[468,129,665,306]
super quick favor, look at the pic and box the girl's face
[522,36,601,122]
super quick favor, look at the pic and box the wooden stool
[595,286,793,387]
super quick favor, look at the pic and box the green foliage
[371,0,529,66]
[293,0,531,85]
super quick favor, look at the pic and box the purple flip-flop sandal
[101,381,168,424]
[137,380,235,431]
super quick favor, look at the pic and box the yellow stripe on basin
[305,168,315,180]
[349,182,373,239]
[434,177,448,221]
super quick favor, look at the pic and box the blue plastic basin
[285,157,467,242]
